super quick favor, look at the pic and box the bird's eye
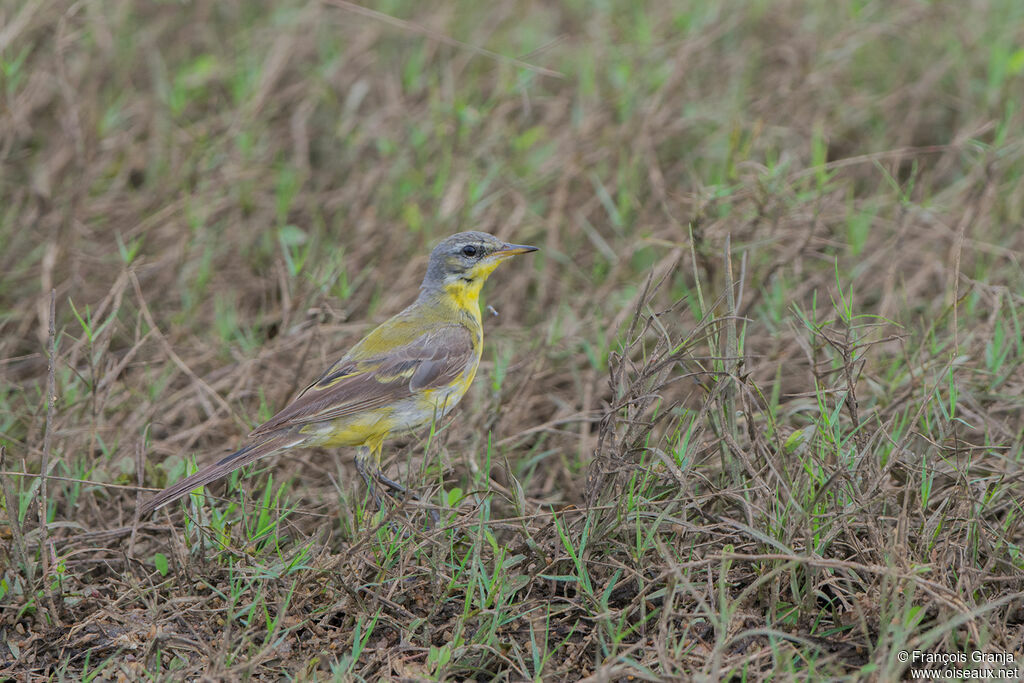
[461,245,478,257]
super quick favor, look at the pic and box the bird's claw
[355,450,439,527]
[374,470,440,527]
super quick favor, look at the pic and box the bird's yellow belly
[303,366,477,449]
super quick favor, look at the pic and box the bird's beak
[493,243,539,258]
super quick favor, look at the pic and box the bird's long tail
[140,431,302,515]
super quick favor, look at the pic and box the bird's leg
[356,444,411,506]
[363,444,440,526]
[363,442,408,497]
[354,446,386,510]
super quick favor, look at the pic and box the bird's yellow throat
[441,259,503,317]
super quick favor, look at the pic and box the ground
[2,0,1023,680]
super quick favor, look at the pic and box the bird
[140,231,537,516]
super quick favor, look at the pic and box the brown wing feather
[140,431,300,514]
[249,324,475,437]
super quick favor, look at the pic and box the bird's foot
[355,450,439,527]
[374,471,440,527]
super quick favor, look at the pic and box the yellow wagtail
[141,231,537,515]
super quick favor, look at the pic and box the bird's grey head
[420,231,537,293]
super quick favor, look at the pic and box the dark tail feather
[140,432,301,515]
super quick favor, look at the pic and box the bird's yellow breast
[442,285,484,329]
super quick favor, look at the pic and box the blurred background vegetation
[1,0,1023,679]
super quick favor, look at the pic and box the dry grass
[2,0,1024,679]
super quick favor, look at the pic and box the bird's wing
[248,323,476,437]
